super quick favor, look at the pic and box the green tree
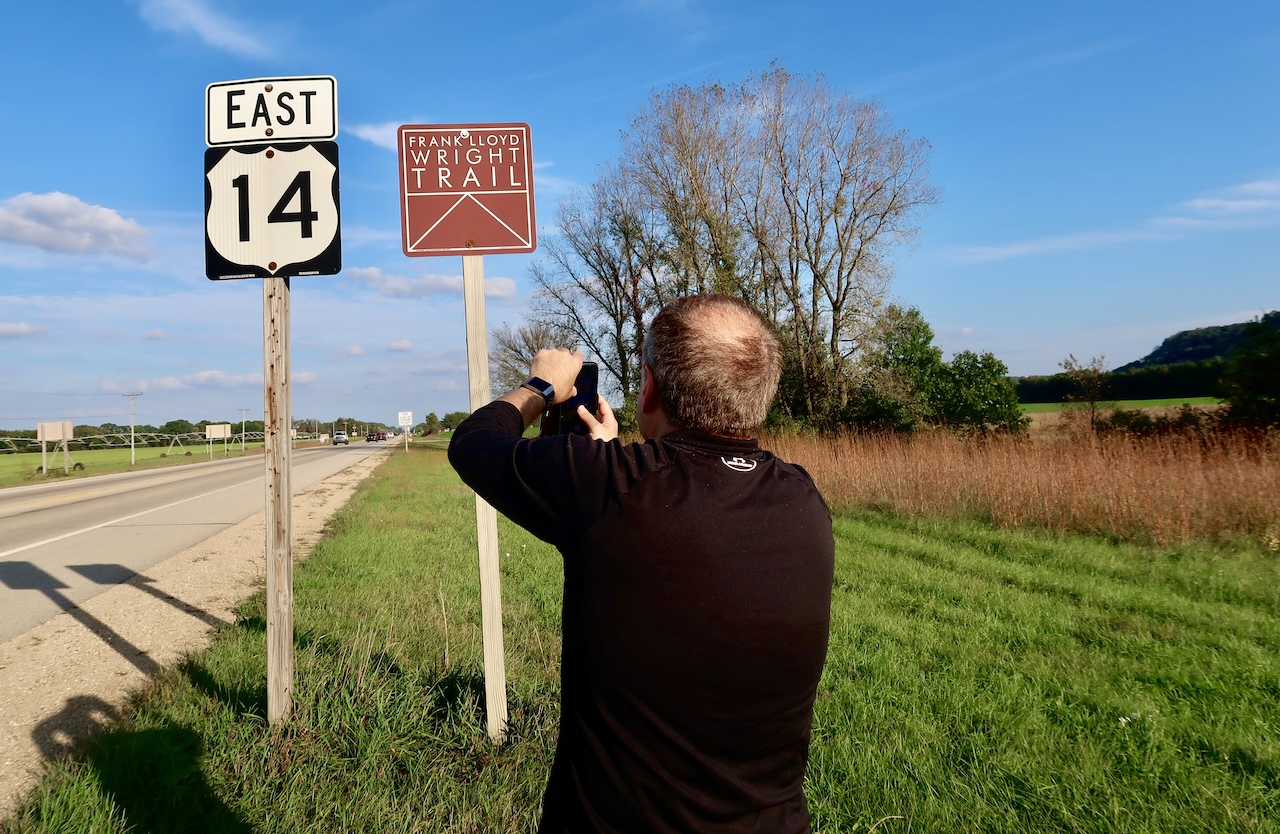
[1059,354,1112,432]
[441,411,471,431]
[423,413,442,435]
[1220,313,1280,428]
[938,350,1028,433]
[846,305,945,432]
[162,419,195,435]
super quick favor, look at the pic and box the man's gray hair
[642,295,783,436]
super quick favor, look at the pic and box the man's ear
[639,364,660,413]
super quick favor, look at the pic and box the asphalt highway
[0,442,389,644]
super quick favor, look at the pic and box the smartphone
[541,361,599,435]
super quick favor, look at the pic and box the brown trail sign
[397,123,536,256]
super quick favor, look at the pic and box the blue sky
[1,1,1276,430]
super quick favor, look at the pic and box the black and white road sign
[204,142,341,280]
[206,76,337,147]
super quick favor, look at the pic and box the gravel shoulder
[0,449,392,818]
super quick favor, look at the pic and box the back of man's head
[643,294,783,437]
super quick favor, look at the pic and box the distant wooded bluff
[1015,311,1279,403]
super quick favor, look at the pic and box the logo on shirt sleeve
[721,455,758,472]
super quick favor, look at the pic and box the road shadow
[28,698,253,832]
[0,561,159,676]
[88,719,254,833]
[70,563,231,630]
[178,655,267,718]
[30,694,119,761]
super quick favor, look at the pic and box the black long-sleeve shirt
[449,401,835,834]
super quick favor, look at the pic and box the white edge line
[0,475,262,561]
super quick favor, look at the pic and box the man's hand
[578,395,619,442]
[529,348,584,405]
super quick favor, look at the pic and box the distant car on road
[377,432,388,441]
[333,431,348,445]
[366,432,378,442]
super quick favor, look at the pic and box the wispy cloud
[346,266,517,299]
[0,322,45,338]
[0,192,152,261]
[102,369,262,393]
[533,161,579,198]
[145,329,167,340]
[133,0,273,58]
[388,340,412,352]
[344,122,402,151]
[857,36,1136,107]
[344,345,366,356]
[951,176,1280,263]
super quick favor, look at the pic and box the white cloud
[952,229,1167,263]
[344,122,401,151]
[0,322,44,337]
[951,175,1280,263]
[133,0,272,58]
[145,329,167,340]
[532,161,579,197]
[346,266,516,299]
[388,340,413,352]
[127,370,262,392]
[294,371,318,384]
[1178,197,1279,216]
[344,345,367,356]
[0,192,152,261]
[1233,178,1280,197]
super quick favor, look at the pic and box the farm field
[0,441,324,488]
[1019,397,1221,414]
[4,443,1277,833]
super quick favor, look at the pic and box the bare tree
[531,65,939,426]
[530,163,669,404]
[489,320,575,394]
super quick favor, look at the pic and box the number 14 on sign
[204,142,341,280]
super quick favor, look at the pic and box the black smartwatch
[520,376,555,407]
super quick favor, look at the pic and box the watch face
[525,377,554,401]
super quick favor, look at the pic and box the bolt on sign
[397,123,536,257]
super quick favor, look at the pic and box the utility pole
[239,408,250,451]
[122,392,143,465]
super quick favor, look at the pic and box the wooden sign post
[263,276,293,723]
[463,255,508,742]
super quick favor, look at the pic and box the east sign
[206,76,337,147]
[204,76,341,280]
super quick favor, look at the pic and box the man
[449,294,835,833]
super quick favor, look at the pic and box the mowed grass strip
[0,442,276,487]
[4,447,1279,833]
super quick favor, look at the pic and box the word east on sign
[398,123,536,257]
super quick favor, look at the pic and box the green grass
[1020,397,1221,413]
[4,447,1278,832]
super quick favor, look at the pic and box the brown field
[766,428,1280,549]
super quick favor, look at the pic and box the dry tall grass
[766,430,1280,548]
